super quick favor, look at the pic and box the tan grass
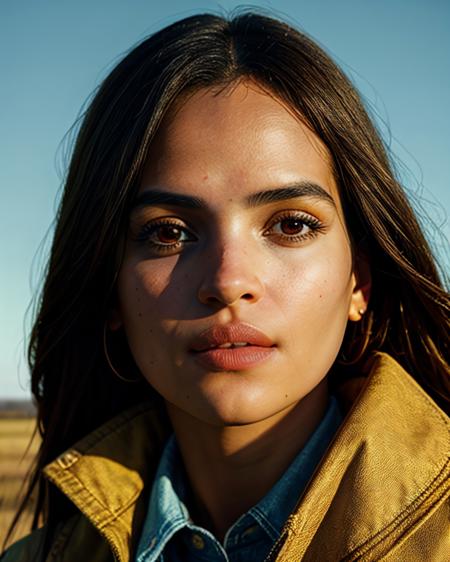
[0,418,40,550]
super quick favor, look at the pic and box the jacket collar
[43,353,449,562]
[44,403,170,562]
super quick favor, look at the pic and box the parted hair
[7,10,449,550]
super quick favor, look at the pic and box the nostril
[197,276,265,307]
[205,292,254,305]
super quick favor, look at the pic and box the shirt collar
[136,435,188,561]
[136,395,343,560]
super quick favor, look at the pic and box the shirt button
[191,533,205,550]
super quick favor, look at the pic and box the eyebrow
[131,181,336,211]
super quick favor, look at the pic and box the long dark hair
[7,10,449,548]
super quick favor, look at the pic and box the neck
[166,378,329,540]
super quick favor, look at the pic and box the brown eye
[279,217,306,235]
[157,224,183,244]
[264,211,324,243]
[136,219,197,252]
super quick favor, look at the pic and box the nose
[197,243,265,308]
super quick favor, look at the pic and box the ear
[348,251,372,322]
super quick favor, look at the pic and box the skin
[113,81,370,538]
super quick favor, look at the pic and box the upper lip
[190,322,275,352]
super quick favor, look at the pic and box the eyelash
[135,212,325,253]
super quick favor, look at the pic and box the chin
[183,389,298,427]
[162,368,316,428]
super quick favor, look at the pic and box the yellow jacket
[2,353,449,561]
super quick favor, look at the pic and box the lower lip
[190,346,276,371]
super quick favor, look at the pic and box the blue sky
[1,0,449,398]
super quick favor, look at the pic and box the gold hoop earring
[103,323,141,383]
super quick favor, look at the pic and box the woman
[3,11,449,562]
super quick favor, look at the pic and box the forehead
[141,81,339,206]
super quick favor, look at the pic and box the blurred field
[0,417,40,549]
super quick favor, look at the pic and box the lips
[189,323,276,371]
[190,323,274,351]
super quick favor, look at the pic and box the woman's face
[115,82,367,426]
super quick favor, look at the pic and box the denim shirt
[136,396,342,562]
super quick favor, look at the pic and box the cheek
[272,246,352,309]
[115,262,171,367]
[266,246,353,396]
[116,260,181,380]
[117,257,189,323]
[271,243,353,349]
